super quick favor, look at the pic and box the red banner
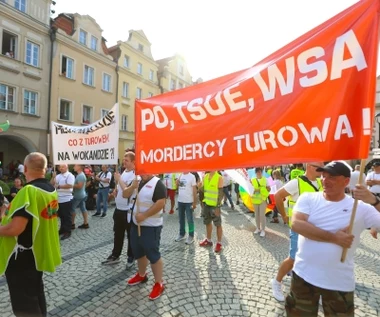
[136,0,380,174]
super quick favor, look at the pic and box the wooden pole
[341,159,366,262]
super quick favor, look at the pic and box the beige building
[156,54,195,94]
[109,30,160,161]
[50,13,116,159]
[0,0,52,166]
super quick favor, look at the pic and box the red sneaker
[149,282,165,300]
[127,272,148,286]
[169,209,174,214]
[215,243,222,253]
[199,239,213,247]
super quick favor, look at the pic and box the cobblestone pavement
[1,199,379,317]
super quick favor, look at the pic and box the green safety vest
[288,176,323,227]
[171,174,178,190]
[203,173,221,207]
[290,168,304,180]
[251,177,270,204]
[0,184,62,275]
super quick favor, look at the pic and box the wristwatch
[371,195,380,207]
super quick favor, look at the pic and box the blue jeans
[96,187,109,214]
[223,186,234,207]
[178,202,194,237]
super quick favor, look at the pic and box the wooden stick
[341,159,366,262]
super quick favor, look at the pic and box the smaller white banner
[51,103,119,165]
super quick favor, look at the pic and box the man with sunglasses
[271,162,324,302]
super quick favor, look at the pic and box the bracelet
[371,195,380,207]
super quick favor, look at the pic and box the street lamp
[376,113,380,147]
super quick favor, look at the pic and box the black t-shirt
[138,177,166,202]
[7,178,55,270]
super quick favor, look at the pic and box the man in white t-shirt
[102,151,137,267]
[94,165,112,217]
[271,162,324,302]
[221,171,234,210]
[348,164,365,193]
[365,161,380,195]
[286,161,380,316]
[51,164,75,240]
[174,172,197,244]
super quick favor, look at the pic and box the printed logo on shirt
[41,200,59,219]
[343,209,349,212]
[146,185,153,188]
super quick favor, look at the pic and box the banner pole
[341,159,366,262]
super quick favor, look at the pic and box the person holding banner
[285,161,380,316]
[51,164,75,241]
[94,165,112,218]
[251,168,270,238]
[271,162,323,302]
[199,171,224,253]
[0,152,61,317]
[123,173,167,300]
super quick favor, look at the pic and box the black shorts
[130,224,162,264]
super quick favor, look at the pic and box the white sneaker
[175,235,185,242]
[271,279,285,301]
[185,236,194,245]
[254,229,261,234]
[260,230,266,237]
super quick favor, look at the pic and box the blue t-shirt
[73,172,87,199]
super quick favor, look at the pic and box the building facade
[50,13,116,159]
[156,54,194,94]
[109,30,160,161]
[0,0,52,166]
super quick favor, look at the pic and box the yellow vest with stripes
[288,176,323,227]
[203,173,221,207]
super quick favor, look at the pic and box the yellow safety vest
[290,168,303,180]
[171,174,177,190]
[203,173,221,207]
[251,177,269,204]
[288,176,323,227]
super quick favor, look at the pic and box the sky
[52,0,366,82]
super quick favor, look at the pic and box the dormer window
[79,30,87,46]
[138,43,144,52]
[91,36,98,51]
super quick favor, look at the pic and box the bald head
[24,152,47,182]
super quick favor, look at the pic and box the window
[82,105,92,124]
[0,84,15,111]
[179,65,184,75]
[122,82,129,98]
[101,109,108,118]
[138,43,144,52]
[178,82,184,89]
[90,36,98,51]
[14,0,26,12]
[136,87,142,99]
[61,55,74,79]
[148,92,153,98]
[121,115,128,131]
[1,30,17,58]
[59,99,72,121]
[24,90,37,115]
[25,41,39,67]
[102,73,111,92]
[170,79,176,90]
[79,30,87,45]
[124,55,130,68]
[137,63,143,75]
[83,65,94,86]
[149,69,154,81]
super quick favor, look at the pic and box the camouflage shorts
[285,271,354,317]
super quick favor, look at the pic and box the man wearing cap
[365,162,380,197]
[285,161,380,316]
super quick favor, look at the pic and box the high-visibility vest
[288,177,323,227]
[290,168,304,180]
[251,177,269,204]
[203,173,221,207]
[171,174,177,190]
